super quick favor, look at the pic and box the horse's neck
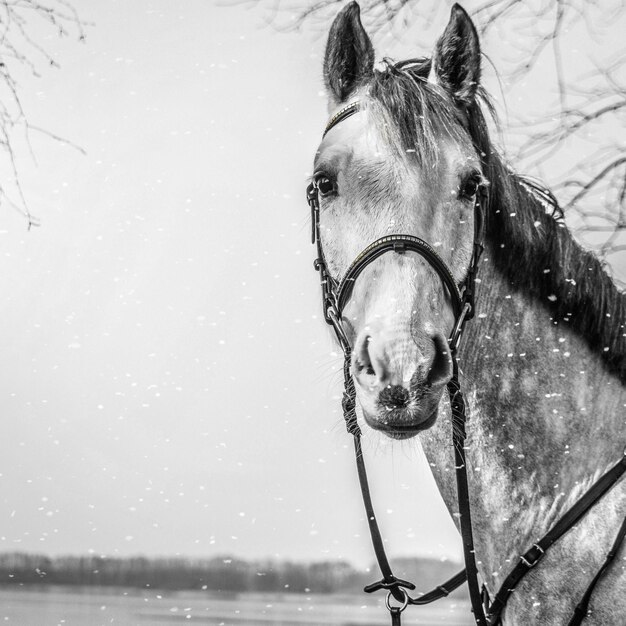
[420,242,625,587]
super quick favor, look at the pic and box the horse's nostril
[355,360,373,375]
[355,357,375,377]
[379,385,410,409]
[355,335,379,379]
[426,332,454,388]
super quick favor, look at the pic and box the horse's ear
[429,4,480,104]
[323,1,374,104]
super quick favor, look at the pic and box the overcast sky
[0,0,622,569]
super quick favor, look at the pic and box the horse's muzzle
[352,328,452,437]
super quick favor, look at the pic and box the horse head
[312,2,487,439]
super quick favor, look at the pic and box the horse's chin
[362,403,439,440]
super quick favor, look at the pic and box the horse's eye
[315,175,336,197]
[460,175,481,200]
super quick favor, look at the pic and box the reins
[307,100,626,625]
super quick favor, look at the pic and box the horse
[305,3,626,625]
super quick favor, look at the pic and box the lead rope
[448,359,488,626]
[341,346,418,607]
[337,330,488,624]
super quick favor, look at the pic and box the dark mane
[369,59,626,382]
[369,58,466,165]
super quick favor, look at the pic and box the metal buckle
[306,182,317,206]
[448,301,472,352]
[326,306,351,355]
[520,544,544,568]
[310,207,319,245]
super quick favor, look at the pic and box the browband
[323,101,361,137]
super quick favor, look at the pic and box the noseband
[306,101,626,626]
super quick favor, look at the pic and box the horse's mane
[369,59,626,382]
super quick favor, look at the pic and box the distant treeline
[0,552,466,595]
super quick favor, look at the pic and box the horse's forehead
[315,106,479,180]
[314,112,380,169]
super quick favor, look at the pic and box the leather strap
[568,514,626,626]
[336,234,464,317]
[351,390,472,608]
[448,364,488,626]
[353,433,415,603]
[390,606,402,626]
[408,569,467,605]
[488,453,626,624]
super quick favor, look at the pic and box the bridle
[307,99,487,622]
[306,100,626,626]
[308,101,483,354]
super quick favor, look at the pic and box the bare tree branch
[0,0,87,227]
[562,157,626,208]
